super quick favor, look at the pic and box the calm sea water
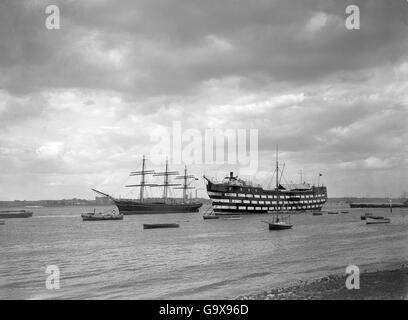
[1,203,407,299]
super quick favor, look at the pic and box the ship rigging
[92,155,202,214]
[204,147,327,215]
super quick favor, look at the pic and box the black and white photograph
[1,0,408,305]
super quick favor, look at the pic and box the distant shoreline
[0,198,212,208]
[0,203,113,208]
[236,264,408,300]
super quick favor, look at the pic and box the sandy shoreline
[236,264,408,300]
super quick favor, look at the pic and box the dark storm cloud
[0,0,407,199]
[1,0,408,97]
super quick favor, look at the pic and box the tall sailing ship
[93,156,202,214]
[204,148,327,215]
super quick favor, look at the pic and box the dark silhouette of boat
[328,211,338,214]
[361,213,387,220]
[263,214,293,230]
[268,222,293,230]
[0,210,33,218]
[143,223,179,229]
[203,215,219,220]
[361,212,391,223]
[81,209,123,221]
[93,156,202,215]
[366,217,390,224]
[361,213,373,220]
[312,211,323,216]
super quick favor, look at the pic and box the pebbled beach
[237,265,408,300]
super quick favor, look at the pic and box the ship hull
[113,200,202,215]
[206,180,327,215]
[0,210,33,218]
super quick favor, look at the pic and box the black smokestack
[230,172,233,178]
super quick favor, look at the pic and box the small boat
[203,215,219,220]
[327,211,338,215]
[366,217,390,224]
[263,214,293,231]
[0,210,33,219]
[312,211,323,216]
[223,216,242,220]
[143,223,179,229]
[81,209,123,221]
[341,211,349,214]
[360,212,373,220]
[0,220,5,225]
[202,206,219,220]
[361,213,386,221]
[265,220,293,230]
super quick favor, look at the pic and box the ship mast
[174,165,197,203]
[153,159,180,202]
[140,155,146,201]
[125,155,156,202]
[164,160,170,199]
[183,166,187,201]
[276,145,279,211]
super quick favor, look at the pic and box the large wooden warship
[204,147,327,215]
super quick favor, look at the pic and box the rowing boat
[366,217,390,224]
[143,223,179,229]
[203,215,219,220]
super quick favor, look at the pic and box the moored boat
[0,210,33,219]
[203,215,219,220]
[81,209,123,221]
[204,147,327,215]
[268,222,293,230]
[312,211,323,216]
[327,211,338,214]
[366,217,390,224]
[361,213,387,221]
[93,156,202,215]
[143,223,179,229]
[360,212,373,220]
[263,214,293,230]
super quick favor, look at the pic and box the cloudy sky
[0,0,407,200]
